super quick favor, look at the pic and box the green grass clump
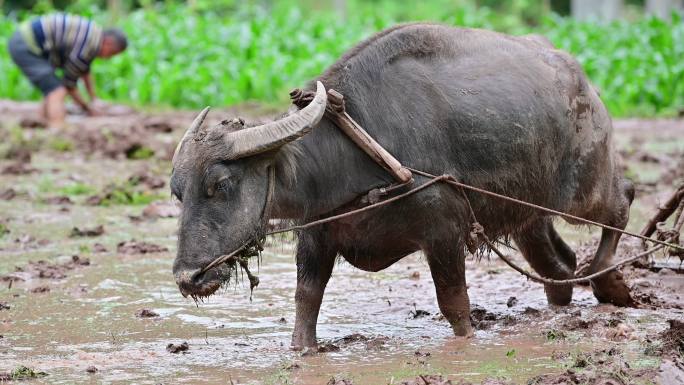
[94,179,163,206]
[58,182,96,196]
[49,137,74,152]
[0,223,9,238]
[126,145,155,160]
[7,366,48,380]
[545,329,567,341]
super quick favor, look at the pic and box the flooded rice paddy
[0,101,682,384]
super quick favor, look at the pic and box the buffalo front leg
[425,241,473,337]
[291,229,336,350]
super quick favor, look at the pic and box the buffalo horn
[224,81,327,159]
[172,106,211,167]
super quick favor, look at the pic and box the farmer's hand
[86,105,104,117]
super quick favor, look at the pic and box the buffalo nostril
[175,269,202,297]
[190,269,206,284]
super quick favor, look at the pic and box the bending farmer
[8,13,127,128]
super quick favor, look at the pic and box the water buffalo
[171,23,634,349]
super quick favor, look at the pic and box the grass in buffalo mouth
[189,238,264,305]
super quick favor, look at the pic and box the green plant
[95,179,164,206]
[545,329,567,341]
[58,182,97,196]
[48,137,74,152]
[126,145,155,160]
[0,2,681,117]
[9,366,48,380]
[0,223,9,238]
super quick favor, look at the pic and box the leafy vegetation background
[0,0,682,117]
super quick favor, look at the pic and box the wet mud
[0,101,683,384]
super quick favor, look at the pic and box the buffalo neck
[272,118,393,220]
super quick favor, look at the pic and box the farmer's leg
[44,87,67,128]
[8,30,63,127]
[292,229,336,350]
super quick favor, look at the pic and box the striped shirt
[21,14,103,89]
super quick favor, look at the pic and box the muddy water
[1,105,683,384]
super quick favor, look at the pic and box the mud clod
[43,196,73,205]
[524,307,541,315]
[30,286,50,293]
[166,341,189,353]
[19,116,46,129]
[317,343,341,353]
[335,333,369,345]
[142,201,180,219]
[0,189,17,200]
[409,309,431,319]
[326,377,353,385]
[1,162,36,175]
[3,255,90,282]
[128,170,165,190]
[136,308,160,318]
[660,319,684,358]
[85,366,98,374]
[117,240,168,254]
[506,296,517,307]
[69,225,105,237]
[398,374,452,385]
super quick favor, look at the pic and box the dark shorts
[8,31,62,95]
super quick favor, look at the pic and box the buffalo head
[171,81,327,298]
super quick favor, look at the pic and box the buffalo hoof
[544,283,573,306]
[450,320,474,338]
[290,343,315,352]
[591,271,634,307]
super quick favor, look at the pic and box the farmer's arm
[66,86,94,115]
[64,71,99,116]
[82,72,97,101]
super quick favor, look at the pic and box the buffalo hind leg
[514,218,576,306]
[291,229,336,350]
[425,240,473,337]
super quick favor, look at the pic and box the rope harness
[197,88,684,289]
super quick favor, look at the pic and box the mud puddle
[0,101,683,384]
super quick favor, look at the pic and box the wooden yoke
[290,88,413,184]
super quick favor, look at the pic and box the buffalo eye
[215,177,230,192]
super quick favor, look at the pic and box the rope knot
[466,222,485,254]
